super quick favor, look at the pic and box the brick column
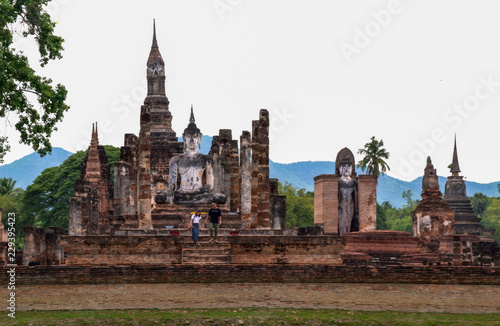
[113,161,131,217]
[314,174,339,234]
[240,131,252,228]
[357,175,377,232]
[68,198,82,236]
[229,139,240,212]
[34,228,47,265]
[22,226,36,266]
[138,104,153,229]
[251,109,270,228]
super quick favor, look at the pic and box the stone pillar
[229,139,240,212]
[22,226,36,266]
[251,110,270,228]
[69,197,82,236]
[210,136,222,194]
[357,175,377,232]
[49,227,63,265]
[314,174,338,234]
[240,131,252,228]
[138,104,153,229]
[34,228,47,265]
[122,136,138,214]
[113,161,131,217]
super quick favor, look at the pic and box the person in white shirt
[190,211,203,246]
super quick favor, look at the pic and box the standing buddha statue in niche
[337,154,359,236]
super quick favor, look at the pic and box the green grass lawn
[3,308,500,326]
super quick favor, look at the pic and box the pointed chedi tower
[412,157,454,239]
[443,136,495,240]
[143,20,183,181]
[69,122,112,235]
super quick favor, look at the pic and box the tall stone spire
[141,20,181,181]
[85,122,102,182]
[443,137,495,239]
[450,134,461,176]
[146,19,166,95]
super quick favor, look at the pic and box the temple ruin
[9,23,498,268]
[65,23,286,239]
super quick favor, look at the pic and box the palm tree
[357,136,390,178]
[0,177,17,196]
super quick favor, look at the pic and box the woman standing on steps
[189,211,203,246]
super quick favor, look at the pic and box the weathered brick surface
[62,236,183,265]
[4,265,499,286]
[314,174,338,234]
[229,236,345,264]
[7,282,499,313]
[357,175,377,231]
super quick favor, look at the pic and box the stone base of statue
[174,191,226,205]
[155,190,226,205]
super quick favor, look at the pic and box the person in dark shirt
[28,256,40,266]
[205,202,222,243]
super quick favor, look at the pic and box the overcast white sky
[3,0,500,183]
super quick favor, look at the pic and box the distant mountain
[0,147,73,189]
[269,160,500,208]
[1,143,499,208]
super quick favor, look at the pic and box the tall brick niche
[357,175,377,231]
[314,174,339,234]
[251,109,270,228]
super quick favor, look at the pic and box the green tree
[0,0,69,163]
[470,193,490,217]
[497,183,500,195]
[378,192,417,234]
[376,203,388,230]
[480,197,500,244]
[21,145,120,230]
[357,136,390,178]
[0,178,24,247]
[0,177,19,195]
[402,189,418,208]
[278,181,314,228]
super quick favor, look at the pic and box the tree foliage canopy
[278,181,314,228]
[470,192,490,217]
[0,0,69,163]
[376,191,418,233]
[0,177,19,195]
[0,177,24,246]
[357,136,390,177]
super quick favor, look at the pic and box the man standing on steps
[206,202,222,243]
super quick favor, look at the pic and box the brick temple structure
[14,24,499,269]
[65,23,286,238]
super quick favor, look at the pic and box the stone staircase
[182,236,231,264]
